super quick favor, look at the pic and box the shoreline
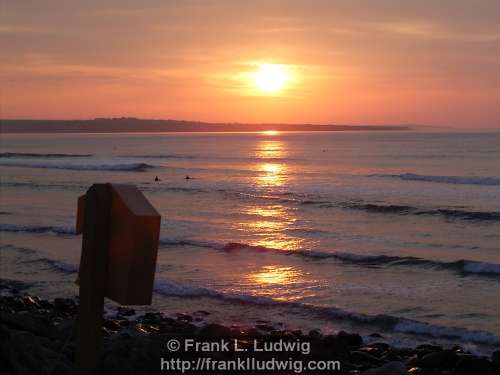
[1,279,498,374]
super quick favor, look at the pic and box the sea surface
[1,131,500,353]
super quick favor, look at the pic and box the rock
[99,334,165,375]
[176,313,193,322]
[168,321,197,335]
[350,350,383,366]
[3,296,26,311]
[0,325,74,374]
[369,342,390,350]
[321,334,350,359]
[142,312,163,323]
[368,333,384,338]
[492,350,500,375]
[55,318,76,339]
[242,327,261,337]
[134,323,149,335]
[493,360,500,375]
[116,307,135,317]
[53,298,76,314]
[406,354,419,367]
[38,299,53,310]
[103,319,122,332]
[270,329,285,336]
[382,350,402,362]
[0,311,57,339]
[256,324,274,332]
[115,319,130,327]
[308,329,322,340]
[418,349,458,369]
[391,347,414,358]
[454,356,494,375]
[290,329,302,337]
[416,344,442,352]
[22,295,39,309]
[360,343,391,360]
[337,331,363,348]
[361,361,406,375]
[360,346,383,357]
[492,350,500,362]
[197,323,232,337]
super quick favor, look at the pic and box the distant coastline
[0,118,411,133]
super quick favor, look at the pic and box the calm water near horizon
[1,131,500,354]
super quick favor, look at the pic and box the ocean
[1,131,500,354]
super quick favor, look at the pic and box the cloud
[0,25,45,34]
[378,21,500,42]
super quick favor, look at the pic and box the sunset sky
[2,0,500,128]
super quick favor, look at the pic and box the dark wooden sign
[75,183,161,374]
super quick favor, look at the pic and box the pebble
[361,361,406,375]
[454,356,495,375]
[1,285,498,375]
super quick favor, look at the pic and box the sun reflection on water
[254,139,290,187]
[254,139,287,160]
[235,138,305,250]
[250,265,303,285]
[237,203,304,251]
[243,265,318,301]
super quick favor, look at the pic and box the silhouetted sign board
[76,184,160,305]
[75,183,161,375]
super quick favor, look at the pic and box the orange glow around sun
[262,130,279,136]
[253,64,290,93]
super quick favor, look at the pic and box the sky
[1,0,500,128]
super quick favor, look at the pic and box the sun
[253,64,289,93]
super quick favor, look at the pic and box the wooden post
[75,183,161,374]
[76,184,112,375]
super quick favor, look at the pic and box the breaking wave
[0,181,86,191]
[153,279,500,346]
[6,244,500,346]
[0,152,92,158]
[336,202,500,222]
[160,239,500,277]
[0,223,76,235]
[372,173,500,186]
[21,257,79,273]
[0,160,154,171]
[124,154,196,159]
[3,177,496,223]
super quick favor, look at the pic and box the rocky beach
[1,279,498,375]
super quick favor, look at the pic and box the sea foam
[0,160,153,171]
[373,173,500,186]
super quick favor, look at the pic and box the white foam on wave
[463,261,500,275]
[375,173,500,186]
[159,238,500,277]
[153,279,276,305]
[0,223,75,235]
[42,258,79,273]
[2,244,78,274]
[394,319,500,345]
[4,242,500,347]
[0,160,153,171]
[153,278,500,346]
[0,152,92,158]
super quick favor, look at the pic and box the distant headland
[0,118,412,133]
